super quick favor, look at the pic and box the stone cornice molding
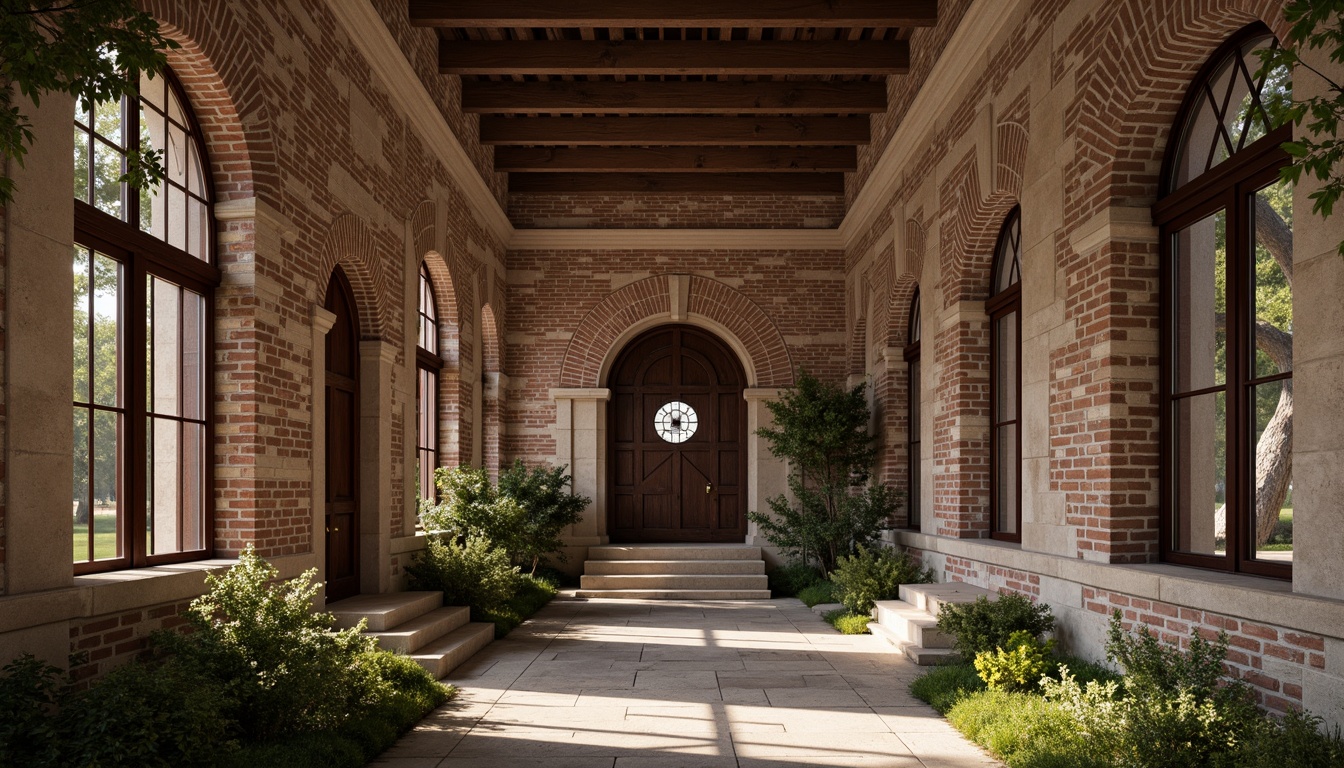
[326,0,513,245]
[839,0,1025,248]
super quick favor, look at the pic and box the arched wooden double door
[324,268,361,602]
[609,326,747,542]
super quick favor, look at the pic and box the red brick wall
[68,599,193,686]
[1084,587,1325,713]
[508,194,845,230]
[503,250,847,463]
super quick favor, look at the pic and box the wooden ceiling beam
[479,116,870,145]
[410,0,938,28]
[494,146,858,172]
[508,172,845,194]
[461,80,888,114]
[439,40,908,76]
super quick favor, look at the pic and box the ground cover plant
[0,548,453,768]
[796,580,837,608]
[769,560,825,597]
[912,610,1344,768]
[824,608,872,634]
[746,371,901,574]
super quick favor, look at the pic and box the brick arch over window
[143,6,277,202]
[316,215,388,340]
[559,275,793,388]
[1064,0,1287,222]
[940,152,1020,306]
[848,317,867,377]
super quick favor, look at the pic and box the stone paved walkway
[370,597,1001,767]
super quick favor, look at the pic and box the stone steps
[329,592,494,678]
[866,582,995,666]
[584,558,765,575]
[579,544,771,599]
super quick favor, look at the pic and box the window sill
[0,551,319,636]
[894,530,1344,640]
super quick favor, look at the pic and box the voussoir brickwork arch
[144,3,277,202]
[940,152,1019,307]
[316,214,388,340]
[1063,0,1287,225]
[560,275,794,388]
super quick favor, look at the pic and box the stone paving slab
[369,596,1002,768]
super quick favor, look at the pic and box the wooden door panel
[324,268,361,602]
[608,325,747,543]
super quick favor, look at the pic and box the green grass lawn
[73,513,119,561]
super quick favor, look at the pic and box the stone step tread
[588,545,763,561]
[410,622,496,679]
[871,600,955,649]
[899,582,994,615]
[904,645,962,666]
[575,591,774,601]
[810,602,845,616]
[585,559,765,575]
[873,599,939,626]
[366,606,470,654]
[329,591,443,631]
[580,574,768,589]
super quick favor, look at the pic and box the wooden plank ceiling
[408,1,938,195]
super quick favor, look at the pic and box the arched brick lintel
[315,214,388,340]
[559,275,794,389]
[1065,0,1288,223]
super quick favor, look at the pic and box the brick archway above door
[559,274,794,389]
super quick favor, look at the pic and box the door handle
[706,483,713,494]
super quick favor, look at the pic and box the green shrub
[155,546,378,741]
[830,544,933,615]
[936,592,1054,657]
[909,662,986,714]
[56,659,230,768]
[796,580,836,608]
[0,654,63,766]
[423,463,590,575]
[476,573,558,638]
[946,687,1109,768]
[406,534,521,615]
[769,560,824,597]
[974,630,1056,693]
[1233,708,1344,767]
[823,609,871,634]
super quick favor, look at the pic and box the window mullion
[128,258,149,568]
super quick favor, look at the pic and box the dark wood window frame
[416,263,443,505]
[1154,24,1293,579]
[73,69,219,575]
[987,207,1023,543]
[903,288,921,530]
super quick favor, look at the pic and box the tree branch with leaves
[0,0,175,204]
[1258,1,1344,257]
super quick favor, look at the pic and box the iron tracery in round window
[654,401,698,444]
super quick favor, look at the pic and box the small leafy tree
[0,0,176,204]
[1257,1,1344,257]
[746,370,901,574]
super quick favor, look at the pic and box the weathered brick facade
[0,0,1342,729]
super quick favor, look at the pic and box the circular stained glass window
[654,401,698,444]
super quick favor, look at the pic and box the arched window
[417,263,442,504]
[904,289,921,530]
[72,68,218,572]
[1154,24,1292,577]
[988,207,1022,541]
